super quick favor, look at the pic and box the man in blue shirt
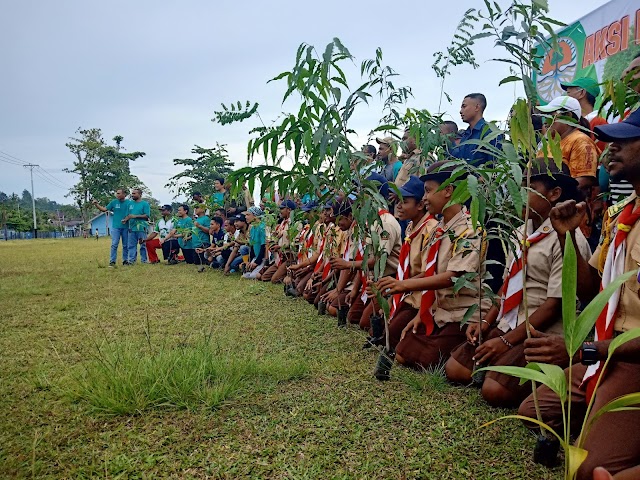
[92,188,131,266]
[448,93,500,166]
[125,188,151,265]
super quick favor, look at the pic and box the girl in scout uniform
[377,161,492,369]
[446,159,591,407]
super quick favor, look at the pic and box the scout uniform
[450,217,590,401]
[519,194,640,476]
[347,210,402,326]
[295,220,327,295]
[261,208,299,283]
[395,210,492,369]
[379,212,437,346]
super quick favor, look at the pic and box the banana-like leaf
[567,445,588,479]
[569,271,635,357]
[561,231,578,357]
[608,328,640,356]
[476,364,566,402]
[585,392,640,436]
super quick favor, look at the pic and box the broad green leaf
[476,364,566,400]
[570,271,635,356]
[561,231,578,357]
[608,328,640,356]
[567,445,588,479]
[584,392,640,438]
[528,363,567,404]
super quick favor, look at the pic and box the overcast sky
[0,0,609,204]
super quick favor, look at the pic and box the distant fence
[1,231,82,240]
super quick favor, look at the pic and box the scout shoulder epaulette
[607,194,635,219]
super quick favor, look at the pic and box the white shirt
[155,217,175,240]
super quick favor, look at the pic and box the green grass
[0,238,560,478]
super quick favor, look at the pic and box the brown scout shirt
[426,210,492,327]
[394,150,423,188]
[589,194,640,332]
[403,214,439,309]
[496,218,591,336]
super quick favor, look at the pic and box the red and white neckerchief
[388,214,434,319]
[418,226,446,335]
[583,200,640,401]
[497,222,551,330]
[274,217,291,266]
[296,224,312,262]
[313,223,334,280]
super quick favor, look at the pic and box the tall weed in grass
[61,328,309,415]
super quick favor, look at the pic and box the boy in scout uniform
[260,200,299,283]
[358,176,436,347]
[377,161,492,369]
[518,109,640,479]
[445,159,591,408]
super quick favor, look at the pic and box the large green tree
[64,128,146,220]
[165,143,234,198]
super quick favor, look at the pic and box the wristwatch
[580,342,598,366]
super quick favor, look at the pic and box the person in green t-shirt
[125,188,151,264]
[166,204,197,264]
[92,188,132,266]
[193,204,211,271]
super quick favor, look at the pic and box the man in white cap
[537,95,601,246]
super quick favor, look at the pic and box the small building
[87,212,113,236]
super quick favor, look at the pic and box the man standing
[92,188,131,266]
[125,188,150,265]
[193,204,211,271]
[145,204,178,264]
[376,137,402,182]
[449,92,499,165]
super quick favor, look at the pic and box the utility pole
[24,164,38,238]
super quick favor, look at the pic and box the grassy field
[0,238,560,479]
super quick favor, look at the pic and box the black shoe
[168,258,178,265]
[109,261,116,267]
[362,336,384,349]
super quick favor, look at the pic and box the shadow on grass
[60,328,309,415]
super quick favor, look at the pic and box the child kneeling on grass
[376,161,491,370]
[445,158,591,407]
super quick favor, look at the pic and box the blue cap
[398,176,425,199]
[365,172,390,199]
[595,108,640,142]
[279,199,297,210]
[301,201,318,212]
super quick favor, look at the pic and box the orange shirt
[588,115,608,153]
[555,129,600,178]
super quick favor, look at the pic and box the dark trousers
[518,362,640,479]
[182,248,196,264]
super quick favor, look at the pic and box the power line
[32,169,69,190]
[35,166,72,189]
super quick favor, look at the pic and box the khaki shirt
[394,150,423,188]
[496,218,591,335]
[427,210,492,327]
[377,212,402,277]
[404,214,439,309]
[589,194,640,332]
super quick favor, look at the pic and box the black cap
[420,160,468,184]
[159,204,172,211]
[530,158,578,190]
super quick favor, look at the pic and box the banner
[534,0,640,104]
